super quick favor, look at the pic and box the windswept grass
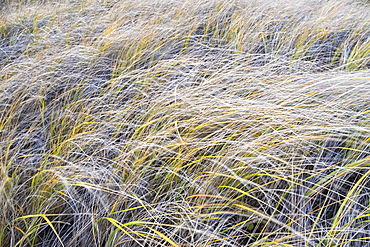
[1,0,370,246]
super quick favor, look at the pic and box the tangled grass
[0,0,370,246]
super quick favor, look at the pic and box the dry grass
[1,0,370,246]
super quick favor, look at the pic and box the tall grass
[1,0,370,246]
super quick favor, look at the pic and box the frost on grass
[1,0,370,246]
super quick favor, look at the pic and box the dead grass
[1,0,370,246]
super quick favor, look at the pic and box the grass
[0,0,370,246]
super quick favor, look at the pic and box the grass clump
[1,0,370,246]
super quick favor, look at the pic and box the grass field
[1,0,370,246]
